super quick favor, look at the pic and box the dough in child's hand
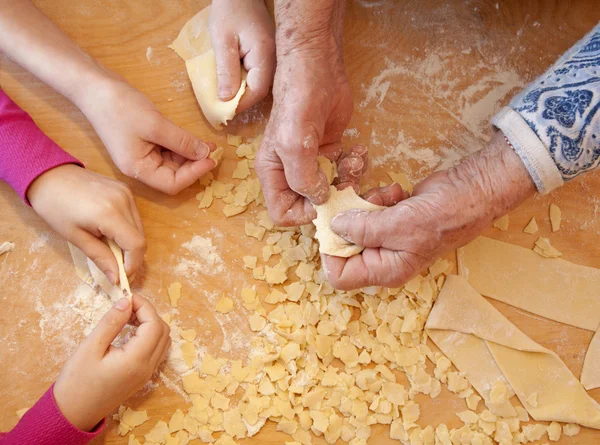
[170,6,246,130]
[313,186,385,257]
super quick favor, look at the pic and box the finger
[330,206,398,249]
[323,249,418,290]
[275,125,331,205]
[138,150,216,196]
[336,145,368,187]
[213,33,242,101]
[362,183,406,206]
[146,114,215,161]
[82,298,132,355]
[237,42,275,113]
[255,140,317,226]
[124,295,168,358]
[97,215,146,276]
[70,230,119,285]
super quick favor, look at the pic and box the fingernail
[114,298,130,311]
[195,142,211,160]
[219,88,233,99]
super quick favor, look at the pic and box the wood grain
[1,0,599,444]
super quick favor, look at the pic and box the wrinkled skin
[322,131,536,290]
[255,0,365,226]
[209,0,276,112]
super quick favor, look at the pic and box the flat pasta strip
[426,275,600,428]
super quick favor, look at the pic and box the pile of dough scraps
[111,133,587,445]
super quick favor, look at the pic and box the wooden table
[1,0,600,444]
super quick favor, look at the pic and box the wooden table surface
[1,1,600,444]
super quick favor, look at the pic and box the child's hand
[209,0,275,112]
[80,79,218,196]
[54,295,171,432]
[27,165,145,281]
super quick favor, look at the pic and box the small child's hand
[54,295,171,432]
[209,0,275,112]
[28,165,145,282]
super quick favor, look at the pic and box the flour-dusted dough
[426,275,600,428]
[170,6,247,130]
[68,239,132,302]
[169,7,212,61]
[313,186,385,257]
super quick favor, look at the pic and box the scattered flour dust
[363,51,525,179]
[175,235,224,280]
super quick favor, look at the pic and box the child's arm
[0,0,217,195]
[0,90,145,280]
[0,295,170,444]
[209,0,275,112]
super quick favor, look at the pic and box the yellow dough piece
[426,275,600,428]
[458,237,600,331]
[459,237,600,390]
[313,186,385,257]
[523,217,538,234]
[170,6,247,130]
[550,203,562,232]
[492,214,509,231]
[533,236,562,258]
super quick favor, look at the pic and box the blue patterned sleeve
[491,23,600,194]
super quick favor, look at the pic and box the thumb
[331,206,396,249]
[147,115,215,161]
[213,34,242,101]
[84,298,132,355]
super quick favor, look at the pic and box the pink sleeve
[0,384,105,445]
[0,89,83,204]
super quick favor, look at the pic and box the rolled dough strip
[170,6,247,130]
[313,186,385,257]
[426,275,600,428]
[68,240,131,302]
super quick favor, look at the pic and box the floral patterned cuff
[492,22,600,194]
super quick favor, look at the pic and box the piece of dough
[581,329,600,390]
[0,241,15,256]
[426,275,600,428]
[170,6,247,130]
[313,186,385,257]
[459,236,600,390]
[68,240,131,302]
[458,237,600,331]
[169,7,212,61]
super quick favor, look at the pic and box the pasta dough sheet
[458,237,600,332]
[426,275,600,429]
[170,6,246,130]
[458,236,600,389]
